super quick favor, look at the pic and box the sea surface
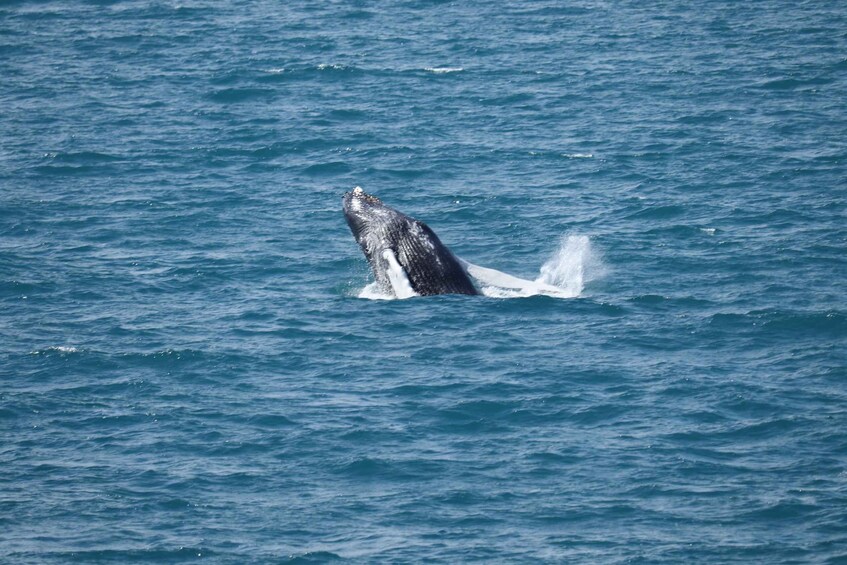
[2,1,847,562]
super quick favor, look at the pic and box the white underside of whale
[382,249,419,299]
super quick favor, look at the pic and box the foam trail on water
[537,234,604,296]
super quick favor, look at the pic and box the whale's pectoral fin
[381,248,419,299]
[457,258,532,290]
[457,257,568,297]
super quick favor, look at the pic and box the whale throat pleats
[397,222,477,296]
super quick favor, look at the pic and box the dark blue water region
[2,0,847,562]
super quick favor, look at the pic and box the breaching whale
[342,187,479,297]
[342,187,586,299]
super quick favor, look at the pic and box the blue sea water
[2,0,847,562]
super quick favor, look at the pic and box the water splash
[536,235,605,296]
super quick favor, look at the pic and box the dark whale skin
[342,188,479,296]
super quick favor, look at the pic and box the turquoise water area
[2,1,846,562]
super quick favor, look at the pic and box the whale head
[341,186,394,247]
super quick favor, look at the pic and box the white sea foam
[424,67,463,74]
[31,345,79,354]
[358,282,394,300]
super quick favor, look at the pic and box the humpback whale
[342,187,479,297]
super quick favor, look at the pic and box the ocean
[2,1,846,562]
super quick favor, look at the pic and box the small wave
[119,348,212,366]
[708,309,846,336]
[33,164,112,176]
[44,151,121,163]
[31,345,80,355]
[302,161,352,176]
[284,550,342,563]
[480,92,534,106]
[424,67,464,74]
[317,63,353,72]
[760,310,845,334]
[757,76,832,91]
[208,88,276,103]
[625,204,686,220]
[35,548,214,561]
[327,108,367,120]
[257,64,362,82]
[341,9,374,20]
[562,153,593,159]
